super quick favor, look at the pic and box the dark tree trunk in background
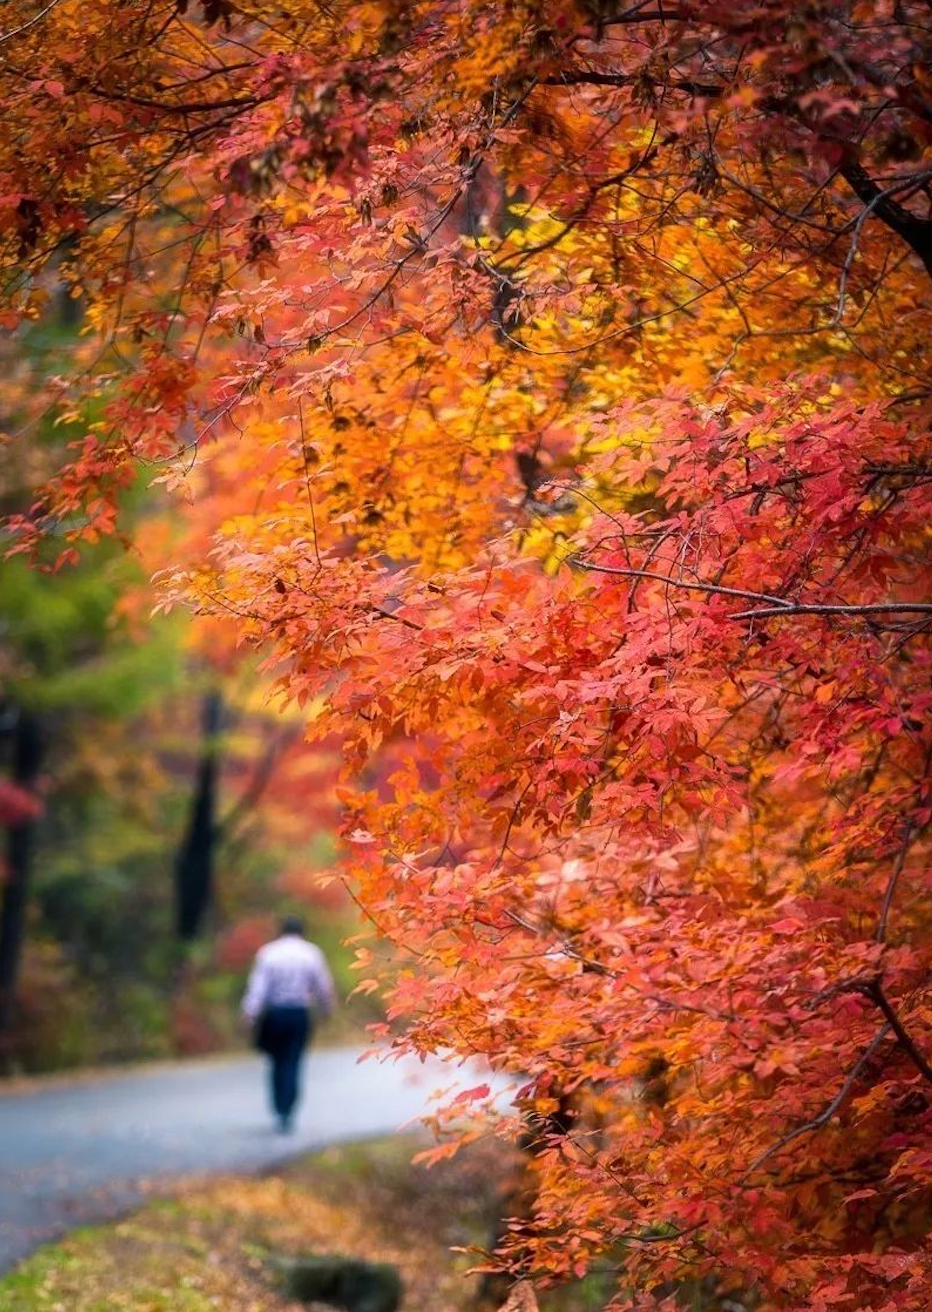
[477,1091,576,1308]
[0,707,42,1036]
[174,689,223,941]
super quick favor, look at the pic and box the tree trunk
[0,707,42,1036]
[477,1092,576,1308]
[174,689,223,941]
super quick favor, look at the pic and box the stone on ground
[274,1253,403,1312]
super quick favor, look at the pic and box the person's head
[279,914,306,938]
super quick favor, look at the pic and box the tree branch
[839,161,932,281]
[576,560,792,607]
[578,560,932,620]
[732,602,932,619]
[877,746,932,943]
[217,723,302,843]
[740,1025,891,1181]
[876,820,923,944]
[546,70,722,98]
[856,980,932,1089]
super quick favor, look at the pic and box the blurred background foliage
[0,293,364,1075]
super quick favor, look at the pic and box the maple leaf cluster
[3,1,932,1308]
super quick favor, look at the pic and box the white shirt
[241,934,336,1021]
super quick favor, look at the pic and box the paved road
[0,1046,503,1272]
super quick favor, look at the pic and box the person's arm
[309,948,337,1020]
[241,951,270,1022]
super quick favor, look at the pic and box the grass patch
[0,1136,508,1312]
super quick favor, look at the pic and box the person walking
[242,915,336,1132]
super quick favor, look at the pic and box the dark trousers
[258,1005,311,1121]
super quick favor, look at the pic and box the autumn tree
[3,1,932,1308]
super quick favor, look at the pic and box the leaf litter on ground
[0,1135,511,1312]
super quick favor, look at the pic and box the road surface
[0,1045,502,1272]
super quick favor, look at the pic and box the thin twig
[577,561,792,608]
[0,0,63,46]
[582,564,932,620]
[876,821,917,944]
[732,602,932,619]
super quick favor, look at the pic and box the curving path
[0,1045,505,1272]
